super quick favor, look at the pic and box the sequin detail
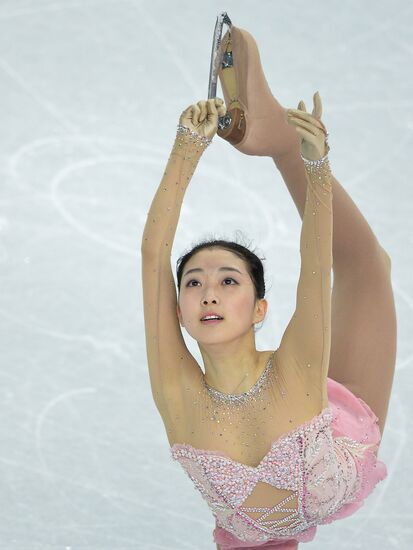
[302,154,333,193]
[203,351,276,405]
[176,124,212,147]
[143,101,387,546]
[171,408,378,544]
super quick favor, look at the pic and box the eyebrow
[183,267,243,278]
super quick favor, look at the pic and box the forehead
[186,248,243,268]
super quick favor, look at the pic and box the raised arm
[140,99,226,413]
[141,99,225,256]
[276,92,333,405]
[141,129,208,257]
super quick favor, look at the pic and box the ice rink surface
[1,0,412,548]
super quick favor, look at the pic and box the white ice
[0,0,412,548]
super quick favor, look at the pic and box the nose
[201,289,219,305]
[202,296,218,305]
[202,298,217,305]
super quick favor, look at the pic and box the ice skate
[217,26,300,158]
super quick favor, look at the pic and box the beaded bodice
[161,128,378,544]
[171,407,375,544]
[141,126,386,545]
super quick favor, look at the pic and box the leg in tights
[273,143,397,439]
[216,27,396,435]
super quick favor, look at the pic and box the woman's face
[177,248,266,344]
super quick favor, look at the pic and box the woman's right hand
[286,91,330,161]
[179,98,227,141]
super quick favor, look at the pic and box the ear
[255,298,268,323]
[176,303,183,326]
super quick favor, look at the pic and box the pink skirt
[213,376,387,549]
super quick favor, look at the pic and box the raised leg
[273,146,397,438]
[216,24,396,440]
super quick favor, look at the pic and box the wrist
[301,144,330,165]
[169,125,212,161]
[302,152,332,192]
[176,124,212,148]
[300,132,330,162]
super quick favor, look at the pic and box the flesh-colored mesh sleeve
[140,126,212,411]
[141,127,210,257]
[277,156,333,404]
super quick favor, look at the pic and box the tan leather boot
[217,26,300,159]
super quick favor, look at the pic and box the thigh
[327,247,397,438]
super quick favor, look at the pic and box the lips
[201,318,223,325]
[200,312,224,321]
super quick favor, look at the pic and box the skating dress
[159,130,387,548]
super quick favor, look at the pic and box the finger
[213,98,225,116]
[288,108,314,121]
[312,91,322,119]
[289,118,321,136]
[179,105,194,125]
[192,104,201,126]
[206,98,218,116]
[293,126,319,147]
[287,108,317,125]
[198,100,207,123]
[287,115,322,137]
[297,100,307,112]
[206,99,217,113]
[180,105,192,119]
[287,109,325,132]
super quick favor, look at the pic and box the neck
[200,342,264,394]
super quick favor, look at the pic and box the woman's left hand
[286,91,329,161]
[179,98,226,141]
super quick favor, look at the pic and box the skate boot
[217,26,300,159]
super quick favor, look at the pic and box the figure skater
[140,26,396,550]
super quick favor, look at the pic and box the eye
[185,277,237,287]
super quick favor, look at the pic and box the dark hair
[176,231,267,302]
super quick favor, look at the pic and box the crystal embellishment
[176,124,212,147]
[202,351,276,405]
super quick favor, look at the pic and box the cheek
[231,292,255,317]
[178,292,193,318]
